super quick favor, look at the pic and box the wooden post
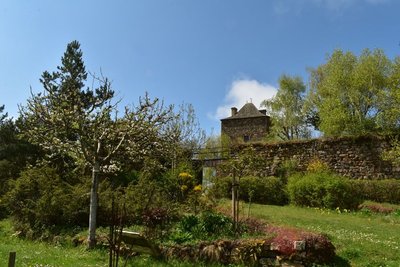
[236,179,239,225]
[8,252,16,267]
[232,170,238,232]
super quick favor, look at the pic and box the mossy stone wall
[236,135,399,179]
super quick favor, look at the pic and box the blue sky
[1,0,399,134]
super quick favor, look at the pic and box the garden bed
[161,225,335,266]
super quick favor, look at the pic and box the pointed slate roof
[221,102,267,121]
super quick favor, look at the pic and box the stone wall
[235,135,400,179]
[221,116,270,143]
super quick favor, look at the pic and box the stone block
[293,240,306,251]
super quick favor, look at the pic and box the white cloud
[210,79,277,120]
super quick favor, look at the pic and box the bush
[275,159,299,180]
[170,211,234,244]
[209,176,288,205]
[207,176,232,200]
[239,176,288,205]
[141,206,178,240]
[350,179,400,204]
[199,211,233,237]
[4,165,122,238]
[5,166,88,237]
[306,158,330,173]
[287,172,361,210]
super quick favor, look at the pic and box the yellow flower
[307,158,330,173]
[193,184,202,192]
[181,185,188,192]
[178,172,193,183]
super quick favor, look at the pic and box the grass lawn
[0,219,231,267]
[237,200,400,267]
[1,202,399,266]
[0,220,107,267]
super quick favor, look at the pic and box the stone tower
[221,102,271,143]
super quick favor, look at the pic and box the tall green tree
[0,105,7,123]
[0,107,40,188]
[376,56,400,131]
[307,49,392,136]
[0,106,41,218]
[261,75,310,140]
[20,41,173,248]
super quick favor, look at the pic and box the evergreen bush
[4,165,119,238]
[5,166,83,237]
[350,179,400,204]
[169,211,233,244]
[207,176,232,200]
[209,176,288,205]
[239,176,288,205]
[287,171,361,210]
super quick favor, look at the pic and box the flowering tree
[20,41,173,248]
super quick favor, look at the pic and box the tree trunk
[88,161,100,249]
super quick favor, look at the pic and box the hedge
[287,171,361,210]
[210,176,288,206]
[350,179,400,204]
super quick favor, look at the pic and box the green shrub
[5,166,81,237]
[350,179,400,204]
[170,211,233,244]
[207,176,232,200]
[276,159,299,180]
[306,158,330,173]
[4,166,115,238]
[287,172,361,210]
[180,214,200,232]
[239,176,288,205]
[208,176,288,205]
[199,211,233,237]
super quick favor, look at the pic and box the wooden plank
[121,231,161,258]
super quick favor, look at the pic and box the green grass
[0,219,234,267]
[237,201,400,267]
[2,201,400,266]
[126,256,240,267]
[0,219,106,267]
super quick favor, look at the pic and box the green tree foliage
[378,56,400,131]
[218,146,266,178]
[261,75,311,140]
[20,41,174,248]
[0,105,7,123]
[198,134,232,161]
[0,106,41,218]
[307,49,399,136]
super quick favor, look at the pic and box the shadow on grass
[329,255,351,267]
